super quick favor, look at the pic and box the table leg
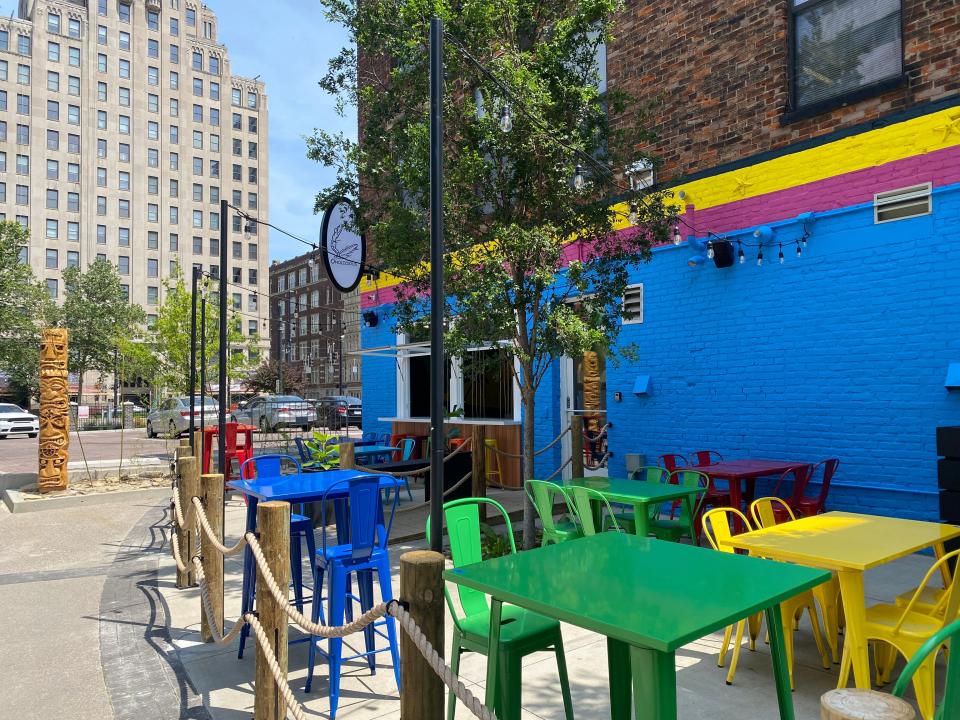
[607,638,632,720]
[634,502,650,537]
[630,645,677,720]
[836,569,871,690]
[743,478,757,507]
[681,495,697,543]
[238,496,258,659]
[765,603,795,720]
[485,599,503,712]
[726,477,744,532]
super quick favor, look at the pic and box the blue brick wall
[364,184,960,519]
[360,306,398,439]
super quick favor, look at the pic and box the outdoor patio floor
[160,493,936,719]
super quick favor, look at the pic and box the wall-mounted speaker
[362,310,379,328]
[712,240,735,268]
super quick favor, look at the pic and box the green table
[562,477,701,537]
[445,533,830,720]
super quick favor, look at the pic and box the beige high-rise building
[0,0,269,362]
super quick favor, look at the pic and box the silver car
[0,403,39,438]
[231,394,316,432]
[146,396,219,438]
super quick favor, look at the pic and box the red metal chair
[690,450,732,517]
[218,422,252,484]
[658,454,688,518]
[690,450,724,467]
[790,459,838,517]
[771,464,816,520]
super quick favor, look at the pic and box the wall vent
[874,183,932,224]
[622,284,644,325]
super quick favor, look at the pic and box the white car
[146,396,219,438]
[0,403,39,438]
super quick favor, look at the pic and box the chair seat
[291,513,311,527]
[703,490,730,505]
[458,604,561,648]
[316,543,388,569]
[894,585,947,615]
[865,603,944,640]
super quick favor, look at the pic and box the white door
[560,346,609,479]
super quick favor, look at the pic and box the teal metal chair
[525,479,581,546]
[891,617,960,720]
[426,498,574,720]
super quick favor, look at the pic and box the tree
[310,0,675,546]
[145,265,259,396]
[59,259,145,404]
[246,359,306,396]
[0,222,55,400]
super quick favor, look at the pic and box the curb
[3,486,172,514]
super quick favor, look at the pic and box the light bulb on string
[796,242,802,258]
[757,248,764,267]
[499,104,513,133]
[802,234,808,248]
[778,244,784,264]
[673,225,682,246]
[707,242,715,260]
[738,242,745,264]
[573,164,585,190]
[628,202,638,225]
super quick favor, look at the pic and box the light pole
[217,198,228,475]
[189,264,199,449]
[338,331,344,396]
[199,281,207,433]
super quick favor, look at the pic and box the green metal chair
[425,498,574,720]
[647,469,709,544]
[566,484,622,535]
[891,616,960,720]
[525,479,582,546]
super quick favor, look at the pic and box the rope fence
[167,455,497,720]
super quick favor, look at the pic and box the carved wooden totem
[38,328,70,492]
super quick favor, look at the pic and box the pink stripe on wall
[692,143,960,235]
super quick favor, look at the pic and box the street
[1,429,175,475]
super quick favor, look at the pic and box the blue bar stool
[304,476,401,718]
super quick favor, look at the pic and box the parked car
[230,395,317,432]
[146,396,219,438]
[316,395,363,430]
[0,403,39,438]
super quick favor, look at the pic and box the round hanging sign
[320,197,366,292]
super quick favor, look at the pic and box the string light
[573,164,585,190]
[499,104,513,133]
[738,242,745,264]
[707,242,715,260]
[757,248,764,267]
[628,202,638,225]
[778,244,784,264]
[673,225,682,246]
[796,242,802,257]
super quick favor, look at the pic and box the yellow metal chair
[703,507,831,689]
[750,496,844,664]
[839,549,960,720]
[484,439,503,487]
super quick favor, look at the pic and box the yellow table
[725,511,960,690]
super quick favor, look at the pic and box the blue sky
[0,0,355,262]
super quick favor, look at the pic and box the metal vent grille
[874,183,932,224]
[622,284,644,325]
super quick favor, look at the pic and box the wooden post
[820,689,915,720]
[400,551,445,720]
[174,456,192,589]
[471,426,487,522]
[255,501,290,720]
[194,429,204,464]
[199,473,224,643]
[339,442,355,470]
[38,328,70,493]
[570,415,584,480]
[180,456,200,587]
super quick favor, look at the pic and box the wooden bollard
[400,551,445,720]
[174,456,192,588]
[471,426,487,521]
[820,689,915,720]
[570,415,584,480]
[194,429,204,465]
[255,501,290,720]
[180,456,200,587]
[199,473,224,643]
[339,442,355,470]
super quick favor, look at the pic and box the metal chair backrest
[223,421,239,452]
[893,549,960,635]
[691,450,724,466]
[361,431,377,442]
[293,437,311,464]
[321,475,399,561]
[658,453,687,472]
[629,465,669,483]
[669,469,710,516]
[378,432,391,446]
[425,497,516,623]
[566,485,621,535]
[399,437,416,461]
[525,479,578,535]
[702,507,753,554]
[807,458,839,510]
[239,453,301,480]
[773,464,814,505]
[750,496,796,528]
[893,617,960,720]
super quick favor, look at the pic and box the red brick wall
[608,0,960,180]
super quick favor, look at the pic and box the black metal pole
[428,17,445,553]
[200,292,206,435]
[218,199,228,475]
[189,265,199,449]
[338,332,344,396]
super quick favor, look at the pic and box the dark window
[790,0,902,111]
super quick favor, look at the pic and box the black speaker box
[712,240,735,268]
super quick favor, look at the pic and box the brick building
[269,252,362,400]
[358,0,960,517]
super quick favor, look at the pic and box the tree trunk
[520,364,536,550]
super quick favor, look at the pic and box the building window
[98,25,107,45]
[148,94,159,112]
[17,94,30,115]
[119,199,130,218]
[97,139,107,158]
[148,66,159,85]
[96,195,106,214]
[192,50,203,71]
[16,154,29,175]
[232,87,241,106]
[119,86,131,106]
[147,10,160,31]
[97,225,106,244]
[97,110,107,129]
[210,82,220,100]
[46,221,59,241]
[118,256,130,275]
[17,34,30,55]
[148,204,159,222]
[170,206,179,224]
[119,143,130,162]
[68,134,80,153]
[169,179,179,197]
[119,31,130,51]
[170,70,179,89]
[67,223,79,243]
[209,108,220,126]
[50,42,61,62]
[147,286,159,305]
[170,98,179,116]
[49,71,60,91]
[148,39,159,58]
[67,105,80,125]
[98,53,107,72]
[119,59,130,78]
[147,258,159,278]
[249,116,258,133]
[193,130,203,149]
[233,113,242,130]
[47,279,59,299]
[16,124,29,145]
[148,148,159,167]
[96,80,107,101]
[148,121,159,140]
[67,192,79,212]
[210,160,219,178]
[67,18,81,40]
[790,0,903,112]
[119,115,130,134]
[118,2,130,23]
[68,76,80,96]
[186,7,196,26]
[193,104,203,122]
[68,47,80,67]
[169,233,179,251]
[193,77,203,96]
[248,167,258,184]
[171,17,179,36]
[210,134,220,152]
[193,157,203,175]
[209,55,220,74]
[119,171,130,190]
[118,228,130,247]
[193,236,202,254]
[17,63,29,85]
